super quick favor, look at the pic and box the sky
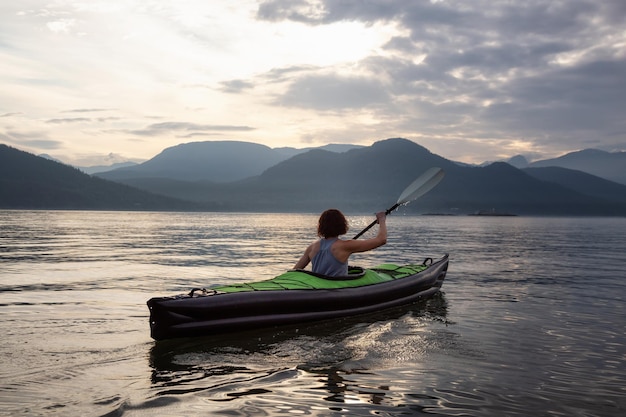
[1,0,625,166]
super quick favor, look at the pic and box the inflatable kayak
[147,254,449,341]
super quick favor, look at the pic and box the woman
[294,209,387,276]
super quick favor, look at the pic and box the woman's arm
[333,212,387,261]
[294,242,315,269]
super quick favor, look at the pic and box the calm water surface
[0,211,625,416]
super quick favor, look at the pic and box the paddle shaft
[351,167,444,240]
[352,203,399,240]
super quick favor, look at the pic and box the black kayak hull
[148,254,449,341]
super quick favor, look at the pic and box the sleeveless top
[311,238,348,276]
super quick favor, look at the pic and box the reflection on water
[1,211,625,416]
[146,296,451,415]
[149,295,449,369]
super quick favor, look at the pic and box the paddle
[352,167,445,239]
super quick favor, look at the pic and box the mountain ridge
[96,138,626,215]
[0,144,205,211]
[97,140,285,182]
[93,139,625,185]
[95,141,364,181]
[528,148,626,185]
[2,139,625,215]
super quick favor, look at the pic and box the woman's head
[317,209,348,238]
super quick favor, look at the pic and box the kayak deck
[210,263,431,293]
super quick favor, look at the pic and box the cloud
[62,108,116,113]
[257,0,328,23]
[261,65,319,83]
[3,0,625,164]
[95,117,122,122]
[46,18,76,34]
[130,122,256,136]
[480,59,626,139]
[1,130,63,150]
[276,74,389,110]
[256,0,626,157]
[69,151,146,167]
[257,0,399,24]
[176,132,219,139]
[219,79,255,93]
[45,118,91,124]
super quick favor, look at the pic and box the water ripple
[1,212,626,416]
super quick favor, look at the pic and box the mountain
[478,154,529,168]
[3,139,626,215]
[418,160,626,216]
[507,155,529,169]
[109,138,452,212]
[102,138,626,215]
[81,161,139,175]
[38,153,64,164]
[523,167,626,203]
[0,144,204,210]
[96,140,362,182]
[529,148,626,185]
[273,143,364,158]
[97,140,284,182]
[244,138,454,211]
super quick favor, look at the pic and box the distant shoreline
[468,210,518,217]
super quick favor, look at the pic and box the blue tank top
[311,238,348,276]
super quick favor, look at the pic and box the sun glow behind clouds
[1,0,400,162]
[4,0,625,165]
[65,1,395,82]
[258,20,395,68]
[119,1,393,77]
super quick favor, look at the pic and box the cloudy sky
[1,0,625,166]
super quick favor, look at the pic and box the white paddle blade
[397,167,445,205]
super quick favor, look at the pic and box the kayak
[147,254,449,341]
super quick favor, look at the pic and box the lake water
[1,210,625,416]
